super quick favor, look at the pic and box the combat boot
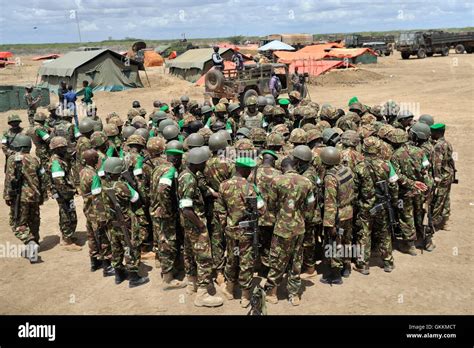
[424,236,436,252]
[102,260,115,277]
[240,289,251,308]
[220,281,235,300]
[215,271,225,286]
[265,287,278,304]
[289,294,300,306]
[26,241,39,264]
[186,276,198,294]
[341,262,351,278]
[90,257,102,272]
[162,272,186,290]
[407,241,417,256]
[384,262,395,273]
[320,269,343,285]
[114,268,128,285]
[194,287,224,307]
[353,264,370,275]
[61,238,82,251]
[300,266,317,280]
[129,272,150,288]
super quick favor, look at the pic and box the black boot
[90,257,102,272]
[341,262,351,278]
[102,260,115,277]
[320,268,343,285]
[114,268,128,285]
[129,271,149,288]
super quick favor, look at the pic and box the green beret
[261,150,278,159]
[235,157,256,168]
[165,148,184,155]
[348,96,359,106]
[430,123,445,131]
[160,105,169,112]
[278,98,290,106]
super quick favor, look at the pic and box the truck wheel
[426,52,434,57]
[417,48,426,59]
[455,44,465,54]
[441,47,449,56]
[241,89,259,105]
[205,70,224,91]
[401,52,410,60]
[466,47,473,54]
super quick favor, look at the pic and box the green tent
[38,49,144,93]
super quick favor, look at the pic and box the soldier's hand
[414,181,428,192]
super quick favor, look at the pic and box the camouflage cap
[266,132,285,146]
[341,130,360,147]
[90,131,108,148]
[147,136,166,154]
[289,128,307,144]
[127,134,146,147]
[104,124,119,137]
[386,128,409,144]
[49,136,68,150]
[250,127,267,143]
[362,136,381,155]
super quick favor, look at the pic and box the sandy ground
[0,53,473,315]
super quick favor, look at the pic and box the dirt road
[0,52,472,315]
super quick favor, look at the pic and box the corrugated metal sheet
[167,48,233,70]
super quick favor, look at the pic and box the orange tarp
[144,50,164,67]
[324,47,376,59]
[0,51,13,59]
[168,51,177,59]
[32,54,61,61]
[288,60,354,77]
[274,43,343,63]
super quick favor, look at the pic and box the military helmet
[104,157,124,174]
[386,128,409,144]
[266,132,285,146]
[78,118,95,134]
[369,105,383,118]
[359,124,377,138]
[209,133,228,152]
[250,128,267,143]
[187,133,205,148]
[377,124,395,140]
[397,110,414,121]
[360,114,376,125]
[303,106,317,120]
[273,106,286,117]
[289,90,302,100]
[257,96,267,107]
[236,127,251,139]
[309,102,320,114]
[131,116,146,128]
[246,96,257,106]
[320,103,336,120]
[158,118,177,133]
[47,104,58,112]
[362,136,381,155]
[49,136,68,150]
[306,129,323,143]
[322,128,340,145]
[382,100,400,117]
[219,97,229,105]
[228,103,240,114]
[6,114,21,124]
[215,103,227,113]
[134,128,150,142]
[90,131,108,148]
[265,95,275,106]
[289,128,307,144]
[197,127,214,144]
[235,138,255,151]
[217,129,232,143]
[410,122,431,140]
[316,120,331,132]
[153,111,168,123]
[349,101,365,113]
[171,99,181,108]
[302,123,317,132]
[153,100,161,108]
[320,146,341,166]
[127,108,139,118]
[293,106,304,118]
[132,100,141,108]
[34,112,47,122]
[292,145,312,162]
[187,147,210,165]
[104,123,119,137]
[108,116,124,128]
[162,125,179,140]
[127,134,146,147]
[166,140,184,152]
[263,105,274,116]
[211,120,226,132]
[122,126,137,140]
[341,130,360,147]
[272,124,290,138]
[11,134,32,149]
[147,137,166,154]
[418,114,434,126]
[201,105,213,115]
[180,95,190,103]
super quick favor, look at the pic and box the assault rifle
[370,180,401,239]
[104,188,133,251]
[10,157,23,225]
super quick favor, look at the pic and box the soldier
[320,147,355,285]
[265,132,285,170]
[86,104,104,132]
[48,136,81,250]
[24,85,42,126]
[249,128,267,151]
[104,124,122,158]
[339,130,364,173]
[265,157,314,305]
[382,100,400,125]
[418,114,435,127]
[125,108,140,127]
[240,96,264,130]
[216,157,265,308]
[101,157,150,288]
[27,112,51,188]
[353,137,399,275]
[322,128,341,147]
[393,110,414,131]
[3,134,46,263]
[430,123,456,230]
[79,149,114,276]
[388,129,429,255]
[75,118,95,184]
[178,147,223,307]
[90,131,109,177]
[2,114,25,171]
[46,104,60,129]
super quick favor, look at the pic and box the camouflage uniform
[2,127,24,167]
[24,92,40,125]
[27,124,51,189]
[266,170,314,296]
[79,164,111,261]
[239,110,264,129]
[3,152,46,243]
[340,147,364,174]
[178,168,214,288]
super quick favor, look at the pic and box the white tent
[258,40,295,51]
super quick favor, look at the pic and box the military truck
[396,31,474,59]
[344,34,395,56]
[204,63,292,105]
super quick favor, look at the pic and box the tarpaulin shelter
[274,43,344,63]
[258,40,295,51]
[324,48,377,64]
[287,60,354,77]
[37,49,144,93]
[143,50,164,67]
[0,52,13,59]
[32,54,61,61]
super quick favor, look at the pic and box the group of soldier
[2,90,456,309]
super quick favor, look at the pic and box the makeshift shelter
[324,48,377,64]
[274,43,343,63]
[143,50,164,67]
[167,47,234,82]
[0,85,50,112]
[37,49,144,93]
[258,40,295,51]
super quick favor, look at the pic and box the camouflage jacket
[255,165,281,227]
[379,140,394,161]
[267,169,314,238]
[102,178,139,224]
[340,147,365,174]
[3,152,46,203]
[24,93,39,114]
[178,168,207,228]
[239,111,264,129]
[52,120,75,146]
[302,165,323,224]
[2,128,24,158]
[79,164,108,224]
[27,124,50,157]
[203,155,235,193]
[215,176,265,240]
[75,136,92,165]
[49,154,76,200]
[323,164,355,227]
[391,143,429,196]
[432,137,455,184]
[311,145,327,179]
[151,162,180,219]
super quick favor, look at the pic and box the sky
[0,0,473,44]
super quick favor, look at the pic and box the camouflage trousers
[413,195,433,240]
[224,232,255,290]
[208,209,226,272]
[302,223,323,268]
[86,220,111,261]
[183,226,213,288]
[36,149,51,192]
[258,226,273,267]
[323,219,353,271]
[432,183,451,227]
[109,219,141,272]
[134,209,152,247]
[10,202,40,244]
[56,198,77,241]
[356,211,393,267]
[266,234,304,297]
[398,196,416,241]
[153,216,182,274]
[27,110,35,126]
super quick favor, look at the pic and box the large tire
[401,52,410,60]
[441,47,449,56]
[417,48,426,59]
[455,44,465,54]
[241,88,259,105]
[466,47,473,54]
[205,69,224,91]
[426,52,434,57]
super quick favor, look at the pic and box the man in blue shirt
[64,85,78,125]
